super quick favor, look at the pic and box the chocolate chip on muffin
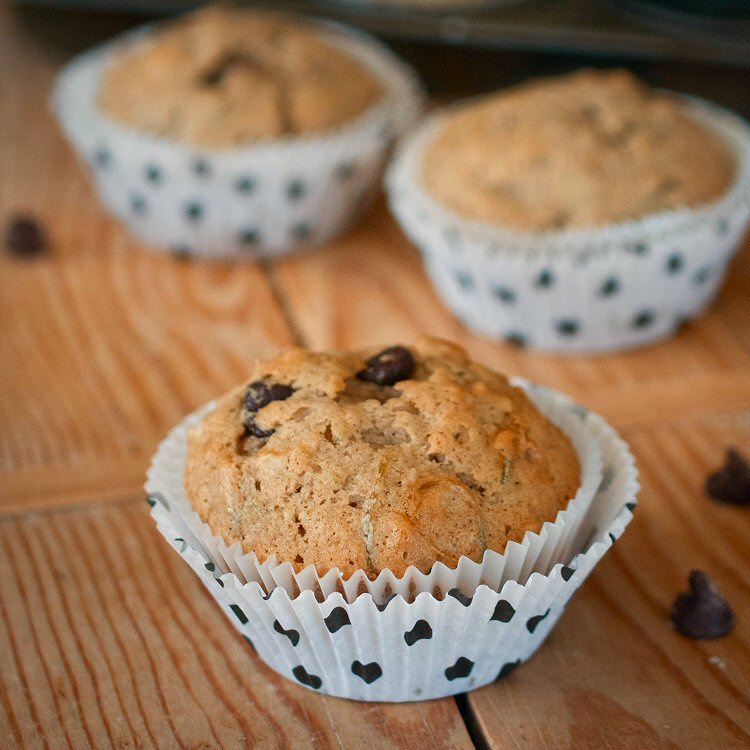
[99,6,383,148]
[356,345,415,386]
[184,337,580,578]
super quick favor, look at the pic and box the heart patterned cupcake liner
[386,95,750,352]
[145,380,638,701]
[52,19,423,260]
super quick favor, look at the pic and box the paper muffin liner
[386,95,750,352]
[145,380,638,701]
[52,19,423,260]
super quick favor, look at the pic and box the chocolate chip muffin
[422,69,735,231]
[184,337,580,578]
[99,6,383,147]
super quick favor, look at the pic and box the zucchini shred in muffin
[185,338,580,578]
[99,5,383,147]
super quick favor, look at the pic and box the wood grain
[0,7,295,500]
[272,201,750,426]
[0,499,473,750]
[463,412,750,749]
[3,4,750,748]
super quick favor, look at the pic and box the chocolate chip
[5,215,47,257]
[244,381,294,412]
[356,346,414,386]
[243,381,294,438]
[671,570,734,639]
[705,448,750,506]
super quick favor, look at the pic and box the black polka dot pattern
[293,665,322,689]
[490,600,515,623]
[632,310,655,329]
[556,319,580,337]
[495,659,521,681]
[324,607,351,633]
[287,180,306,201]
[445,657,474,681]
[625,241,649,255]
[376,594,397,612]
[230,604,248,625]
[404,620,433,646]
[93,146,111,168]
[291,222,312,242]
[145,164,162,185]
[526,608,551,634]
[599,277,620,297]
[130,194,147,215]
[239,228,260,247]
[504,332,527,348]
[351,660,383,684]
[626,501,638,512]
[234,176,257,194]
[535,269,555,288]
[146,492,169,510]
[184,201,204,223]
[609,532,617,544]
[193,158,211,178]
[273,620,300,646]
[561,566,575,581]
[243,635,256,653]
[717,218,729,235]
[492,286,517,304]
[666,253,684,274]
[694,267,711,285]
[456,271,474,290]
[335,162,356,181]
[447,589,472,607]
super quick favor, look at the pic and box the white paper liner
[386,95,750,352]
[52,18,424,260]
[146,380,638,700]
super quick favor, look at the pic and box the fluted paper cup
[386,95,750,352]
[145,380,637,701]
[52,19,423,260]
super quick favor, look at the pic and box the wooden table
[2,6,749,748]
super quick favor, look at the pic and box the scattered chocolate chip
[672,570,734,639]
[356,346,414,386]
[244,381,294,412]
[5,215,47,257]
[705,448,750,506]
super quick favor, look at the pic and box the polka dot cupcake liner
[52,19,423,260]
[386,95,750,352]
[145,380,638,701]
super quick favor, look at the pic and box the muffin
[146,338,638,701]
[99,7,383,148]
[387,69,750,352]
[53,6,423,258]
[184,337,579,578]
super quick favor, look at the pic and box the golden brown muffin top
[422,69,735,231]
[99,6,383,147]
[184,337,580,578]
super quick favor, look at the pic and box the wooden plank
[463,413,750,749]
[271,201,750,424]
[0,8,295,495]
[0,498,474,750]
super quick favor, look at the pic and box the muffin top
[422,69,735,231]
[99,6,383,148]
[184,337,580,578]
